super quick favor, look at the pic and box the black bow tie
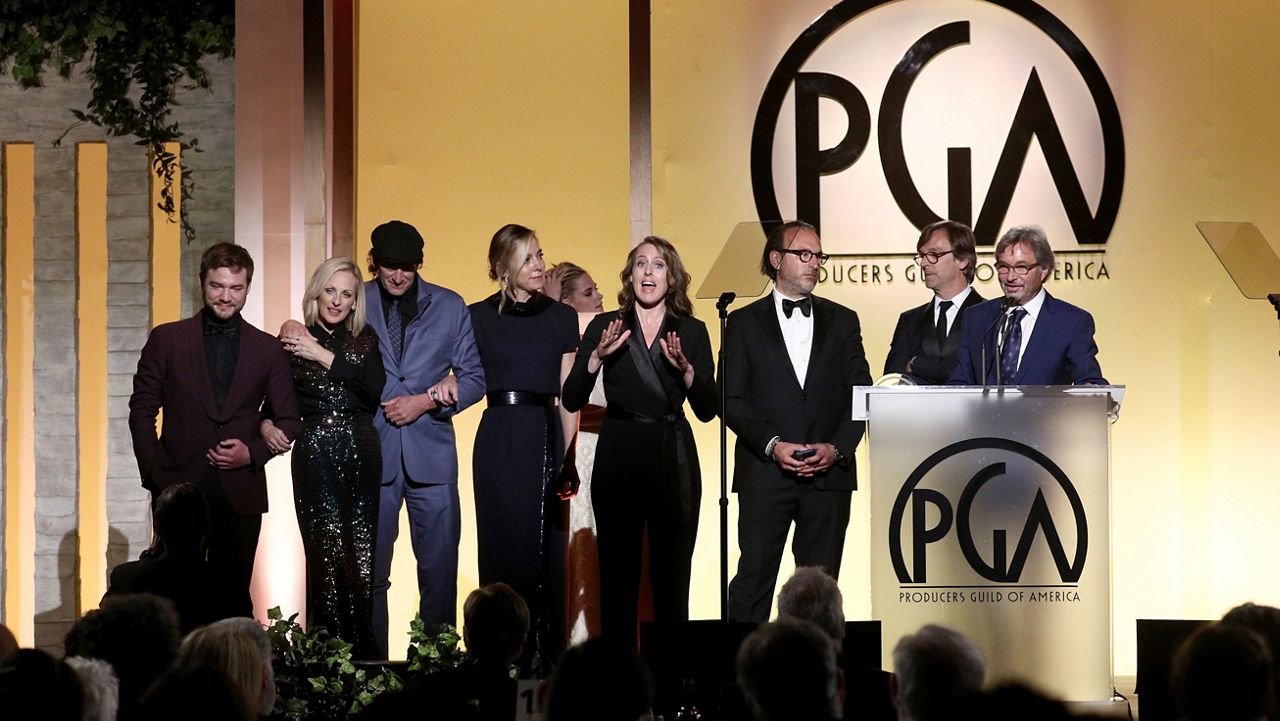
[782,297,812,319]
[203,320,238,336]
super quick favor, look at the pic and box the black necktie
[935,300,953,348]
[782,297,811,319]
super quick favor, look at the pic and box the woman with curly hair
[562,236,717,645]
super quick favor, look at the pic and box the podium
[854,385,1124,701]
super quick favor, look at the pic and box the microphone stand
[715,291,736,620]
[980,297,1012,388]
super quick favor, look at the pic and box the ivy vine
[0,1,235,242]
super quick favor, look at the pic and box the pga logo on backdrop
[750,0,1124,252]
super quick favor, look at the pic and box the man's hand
[260,419,292,455]
[382,393,434,426]
[772,441,837,477]
[207,439,251,470]
[428,374,459,406]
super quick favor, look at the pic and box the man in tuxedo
[129,243,301,600]
[948,225,1107,385]
[723,221,872,623]
[884,220,984,384]
[364,220,485,656]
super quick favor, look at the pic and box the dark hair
[617,236,694,317]
[0,649,85,721]
[1173,622,1273,721]
[761,221,818,280]
[153,482,211,553]
[918,219,978,283]
[737,617,839,721]
[199,243,255,284]
[547,637,653,721]
[64,594,181,721]
[995,225,1055,272]
[462,583,531,666]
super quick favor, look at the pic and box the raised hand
[590,318,631,369]
[659,331,694,387]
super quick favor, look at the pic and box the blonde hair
[487,223,536,313]
[176,625,264,718]
[302,257,367,334]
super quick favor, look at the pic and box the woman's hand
[544,266,566,302]
[588,318,631,372]
[659,331,695,387]
[282,329,335,369]
[260,419,292,455]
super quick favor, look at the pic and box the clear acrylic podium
[853,385,1124,701]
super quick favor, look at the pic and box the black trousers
[592,416,701,646]
[727,483,851,622]
[201,489,263,602]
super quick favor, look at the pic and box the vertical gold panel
[149,144,182,327]
[3,143,36,644]
[77,143,110,611]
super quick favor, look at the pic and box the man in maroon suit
[129,243,302,598]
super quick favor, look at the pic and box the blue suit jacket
[365,279,485,484]
[948,291,1107,385]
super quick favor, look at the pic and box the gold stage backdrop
[3,0,1280,678]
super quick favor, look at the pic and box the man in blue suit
[949,225,1107,386]
[365,220,485,656]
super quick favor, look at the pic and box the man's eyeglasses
[779,248,830,266]
[912,250,954,265]
[995,263,1040,277]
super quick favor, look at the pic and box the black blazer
[883,288,985,384]
[720,295,872,492]
[563,309,717,423]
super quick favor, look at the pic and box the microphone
[980,296,1016,387]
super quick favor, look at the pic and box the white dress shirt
[934,285,974,337]
[772,288,814,388]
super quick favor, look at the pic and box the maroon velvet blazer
[128,313,302,515]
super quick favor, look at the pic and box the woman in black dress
[263,257,385,659]
[469,224,579,672]
[562,236,717,645]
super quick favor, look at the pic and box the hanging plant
[0,0,235,242]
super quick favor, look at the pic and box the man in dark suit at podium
[884,220,984,384]
[722,221,872,623]
[949,225,1107,386]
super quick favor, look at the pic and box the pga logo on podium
[888,437,1089,587]
[750,0,1124,252]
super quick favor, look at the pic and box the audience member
[173,623,267,720]
[0,622,17,664]
[1224,601,1280,721]
[365,583,530,721]
[957,682,1072,721]
[776,567,895,721]
[737,616,844,721]
[104,482,253,633]
[778,566,845,641]
[1173,621,1274,721]
[547,637,655,721]
[65,656,120,721]
[0,648,85,721]
[891,623,985,721]
[64,593,181,721]
[138,665,253,721]
[210,617,277,717]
